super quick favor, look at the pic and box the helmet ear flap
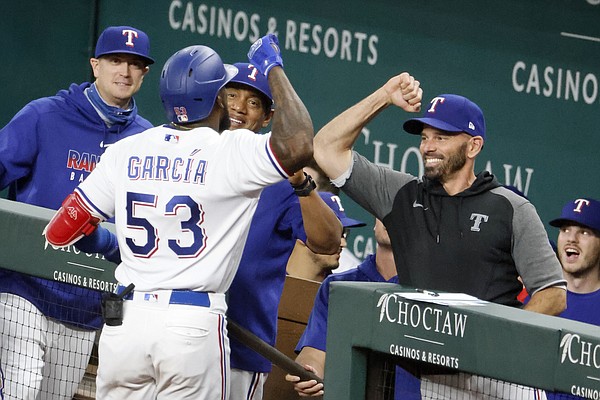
[159,46,238,124]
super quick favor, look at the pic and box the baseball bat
[227,319,324,384]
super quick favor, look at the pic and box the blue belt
[117,285,211,307]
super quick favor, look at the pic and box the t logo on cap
[317,192,366,228]
[573,199,590,213]
[427,97,446,113]
[122,29,139,48]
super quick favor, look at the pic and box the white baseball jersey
[76,125,288,293]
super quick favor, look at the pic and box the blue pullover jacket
[0,82,152,329]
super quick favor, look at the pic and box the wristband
[291,173,316,197]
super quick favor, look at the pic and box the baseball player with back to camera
[44,33,314,399]
[0,25,153,399]
[224,63,342,399]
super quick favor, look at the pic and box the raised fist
[248,33,284,76]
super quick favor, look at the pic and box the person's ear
[216,91,227,110]
[262,109,274,128]
[89,58,100,79]
[468,136,484,158]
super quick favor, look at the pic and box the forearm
[314,86,390,180]
[295,347,326,379]
[268,67,314,174]
[286,347,326,397]
[75,225,121,264]
[286,241,323,281]
[299,191,342,255]
[523,286,566,315]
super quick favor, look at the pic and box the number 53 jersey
[76,125,288,294]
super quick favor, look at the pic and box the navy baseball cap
[403,94,486,140]
[95,26,154,65]
[229,62,273,104]
[318,192,366,228]
[549,198,600,233]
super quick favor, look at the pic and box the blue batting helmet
[229,62,273,105]
[159,45,238,124]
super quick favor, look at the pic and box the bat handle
[227,319,324,384]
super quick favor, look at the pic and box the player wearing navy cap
[224,63,342,400]
[44,34,315,399]
[0,25,153,399]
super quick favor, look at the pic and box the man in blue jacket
[0,25,154,399]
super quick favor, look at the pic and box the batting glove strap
[248,33,284,76]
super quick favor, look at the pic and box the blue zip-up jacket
[0,82,152,329]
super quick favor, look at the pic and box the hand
[285,364,324,397]
[248,33,284,76]
[383,72,422,113]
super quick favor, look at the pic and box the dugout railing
[0,198,116,399]
[326,281,600,399]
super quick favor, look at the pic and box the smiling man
[313,78,568,398]
[90,39,151,109]
[0,25,154,399]
[313,74,566,315]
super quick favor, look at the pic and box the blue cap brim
[223,64,239,85]
[97,50,155,65]
[549,218,599,233]
[340,216,366,228]
[403,117,464,135]
[549,218,570,228]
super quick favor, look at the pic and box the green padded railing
[0,198,118,292]
[326,282,600,399]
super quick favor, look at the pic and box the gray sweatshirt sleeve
[509,198,566,295]
[336,151,416,220]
